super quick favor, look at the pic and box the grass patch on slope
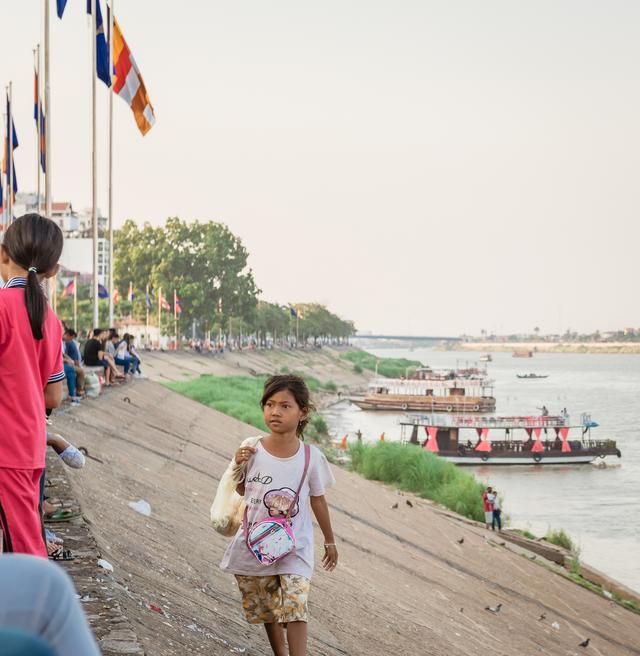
[167,375,268,431]
[341,349,424,378]
[165,374,330,443]
[348,441,485,522]
[545,528,575,552]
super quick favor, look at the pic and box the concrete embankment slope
[53,381,640,656]
[139,347,368,388]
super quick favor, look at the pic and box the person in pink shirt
[482,486,495,530]
[0,214,65,557]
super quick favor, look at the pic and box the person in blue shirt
[62,329,85,399]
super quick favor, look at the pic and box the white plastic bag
[84,372,101,398]
[210,436,261,537]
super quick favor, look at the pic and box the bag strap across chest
[243,443,311,541]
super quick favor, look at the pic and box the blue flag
[56,0,68,18]
[98,284,109,299]
[87,0,111,88]
[4,95,19,198]
[34,68,46,174]
[145,289,153,310]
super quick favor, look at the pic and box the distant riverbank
[456,341,640,354]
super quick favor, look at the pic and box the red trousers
[0,467,47,557]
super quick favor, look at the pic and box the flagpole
[91,0,99,328]
[157,285,161,348]
[107,0,114,328]
[7,83,13,223]
[173,289,178,351]
[34,47,41,211]
[145,284,150,347]
[44,0,51,221]
[2,105,6,233]
[73,275,78,332]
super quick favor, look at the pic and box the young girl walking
[0,214,65,557]
[220,375,338,656]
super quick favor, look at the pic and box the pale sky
[2,0,639,336]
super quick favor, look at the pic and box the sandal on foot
[48,547,74,561]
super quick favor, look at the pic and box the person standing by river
[220,375,338,656]
[491,491,502,531]
[482,486,494,530]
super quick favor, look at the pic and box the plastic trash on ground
[128,499,152,517]
[98,558,114,572]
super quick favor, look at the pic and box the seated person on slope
[114,332,136,375]
[83,328,117,386]
[62,328,86,397]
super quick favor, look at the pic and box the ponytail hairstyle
[2,214,64,340]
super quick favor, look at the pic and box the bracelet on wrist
[324,543,336,547]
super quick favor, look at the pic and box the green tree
[114,218,260,336]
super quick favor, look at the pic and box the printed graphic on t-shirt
[264,487,299,518]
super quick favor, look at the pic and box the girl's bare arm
[310,495,338,571]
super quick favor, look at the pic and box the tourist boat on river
[399,413,621,465]
[512,350,533,358]
[479,354,492,362]
[349,366,496,413]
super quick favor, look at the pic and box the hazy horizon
[2,0,639,335]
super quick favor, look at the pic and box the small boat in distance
[517,373,548,379]
[513,350,533,358]
[479,354,492,362]
[349,366,496,413]
[400,413,620,465]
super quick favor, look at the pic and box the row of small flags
[60,283,301,322]
[1,0,156,221]
[62,280,182,316]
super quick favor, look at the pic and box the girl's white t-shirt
[220,440,335,578]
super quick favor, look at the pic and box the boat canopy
[398,413,597,430]
[368,377,494,395]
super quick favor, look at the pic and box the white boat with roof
[349,365,496,413]
[399,412,621,465]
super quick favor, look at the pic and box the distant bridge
[352,334,462,342]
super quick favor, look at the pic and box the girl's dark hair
[260,374,316,437]
[3,214,63,340]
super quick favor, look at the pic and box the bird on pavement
[391,503,398,509]
[484,604,502,614]
[406,499,413,507]
[538,613,546,621]
[578,638,590,648]
[457,538,464,544]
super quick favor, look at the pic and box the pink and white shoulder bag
[243,444,311,566]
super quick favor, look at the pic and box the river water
[324,347,640,593]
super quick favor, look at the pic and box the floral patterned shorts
[235,574,310,624]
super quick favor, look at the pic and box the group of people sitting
[61,327,145,403]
